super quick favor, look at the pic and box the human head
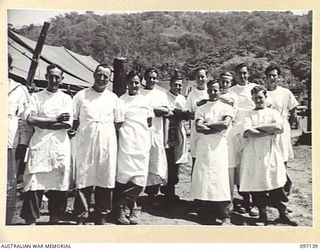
[235,63,249,86]
[45,64,64,92]
[219,71,233,94]
[251,85,267,109]
[265,65,281,91]
[126,70,141,96]
[170,71,183,96]
[207,80,220,102]
[144,67,159,90]
[195,67,207,90]
[93,64,112,92]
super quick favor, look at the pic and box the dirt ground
[10,117,312,227]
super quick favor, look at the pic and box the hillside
[12,11,312,86]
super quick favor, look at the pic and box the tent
[8,29,112,95]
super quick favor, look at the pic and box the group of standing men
[188,63,298,226]
[7,53,299,226]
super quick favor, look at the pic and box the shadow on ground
[137,196,268,226]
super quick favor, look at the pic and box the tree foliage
[14,11,312,87]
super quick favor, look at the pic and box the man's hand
[154,106,170,117]
[244,128,271,138]
[196,99,208,107]
[56,113,70,122]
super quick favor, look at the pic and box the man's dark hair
[219,71,233,79]
[207,79,219,87]
[94,64,111,74]
[265,65,281,76]
[196,66,207,76]
[144,67,159,79]
[235,63,249,73]
[126,70,141,82]
[251,85,267,97]
[170,69,183,85]
[46,64,64,76]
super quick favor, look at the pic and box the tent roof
[8,29,105,89]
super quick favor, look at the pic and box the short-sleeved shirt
[185,87,208,113]
[266,86,299,118]
[195,100,234,138]
[229,82,257,111]
[8,79,31,148]
[27,89,73,174]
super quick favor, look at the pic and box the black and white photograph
[6,8,312,231]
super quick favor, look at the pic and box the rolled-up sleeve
[18,119,33,145]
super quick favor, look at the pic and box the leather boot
[128,208,139,225]
[116,206,130,225]
[255,208,267,226]
[127,202,139,225]
[278,212,298,226]
[25,219,36,225]
[49,215,60,225]
[221,217,232,226]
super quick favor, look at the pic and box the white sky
[7,9,310,28]
[7,9,144,28]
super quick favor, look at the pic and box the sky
[7,9,310,28]
[7,9,140,27]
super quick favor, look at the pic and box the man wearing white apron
[185,67,209,173]
[191,80,233,225]
[161,73,189,201]
[140,67,170,206]
[20,64,72,225]
[264,65,299,195]
[218,72,239,203]
[229,63,258,216]
[240,85,297,226]
[115,70,154,224]
[73,64,124,225]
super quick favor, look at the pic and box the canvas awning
[8,29,113,92]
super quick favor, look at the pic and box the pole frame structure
[26,21,50,92]
[113,57,128,97]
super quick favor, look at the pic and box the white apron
[267,86,299,162]
[190,101,233,201]
[185,88,208,158]
[24,90,72,192]
[220,92,239,169]
[190,134,231,201]
[140,87,169,186]
[117,94,153,187]
[73,88,124,189]
[239,108,287,192]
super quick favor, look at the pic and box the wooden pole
[113,57,127,97]
[26,22,50,92]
